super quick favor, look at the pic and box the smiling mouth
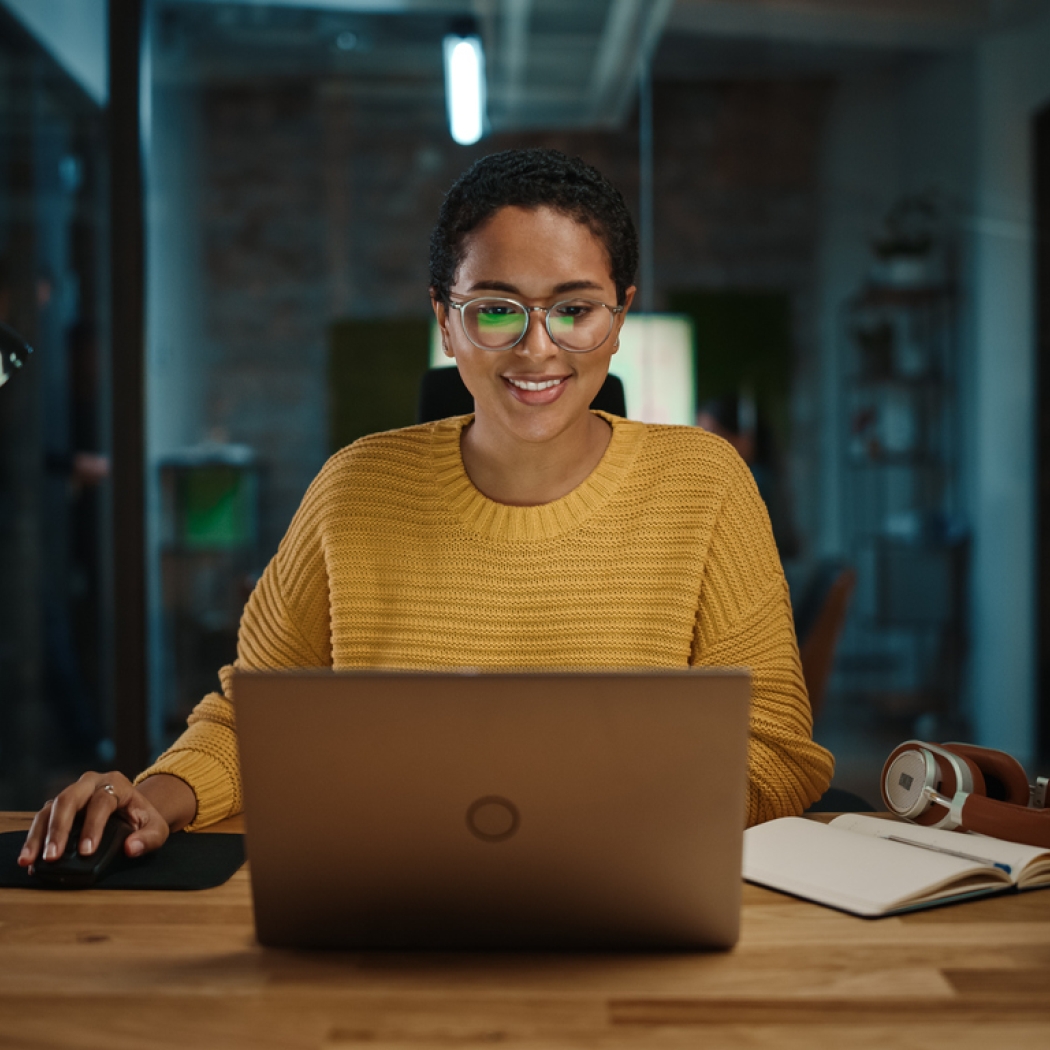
[504,376,568,392]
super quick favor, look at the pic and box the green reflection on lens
[477,313,523,332]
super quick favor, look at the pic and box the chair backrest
[417,368,627,424]
[794,562,857,722]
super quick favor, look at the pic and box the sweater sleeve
[691,447,834,826]
[135,468,333,830]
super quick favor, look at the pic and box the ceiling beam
[587,0,675,125]
[498,0,532,121]
[667,0,1050,51]
[172,0,469,11]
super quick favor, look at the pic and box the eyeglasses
[449,296,624,353]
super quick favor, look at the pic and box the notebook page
[831,813,1050,881]
[743,817,1009,916]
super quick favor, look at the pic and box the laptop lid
[234,668,750,950]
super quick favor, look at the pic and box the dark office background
[2,0,1049,809]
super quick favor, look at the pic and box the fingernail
[18,847,29,864]
[80,838,93,855]
[128,839,144,856]
[44,841,57,861]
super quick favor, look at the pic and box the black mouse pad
[0,831,244,890]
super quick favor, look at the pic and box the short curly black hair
[429,148,638,307]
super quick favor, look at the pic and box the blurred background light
[443,29,485,146]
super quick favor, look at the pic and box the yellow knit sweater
[139,412,834,829]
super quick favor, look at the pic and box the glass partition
[0,5,110,807]
[143,0,1050,797]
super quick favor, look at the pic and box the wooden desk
[1,812,1048,1048]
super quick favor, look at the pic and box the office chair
[793,559,870,813]
[417,367,627,424]
[793,560,857,723]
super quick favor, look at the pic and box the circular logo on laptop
[466,796,520,843]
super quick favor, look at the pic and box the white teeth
[506,377,564,391]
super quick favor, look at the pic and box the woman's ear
[431,292,454,357]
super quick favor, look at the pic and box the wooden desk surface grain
[1,811,1048,1049]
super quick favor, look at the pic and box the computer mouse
[30,810,133,889]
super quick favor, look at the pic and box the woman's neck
[460,411,612,507]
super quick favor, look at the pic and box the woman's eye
[555,303,592,319]
[477,305,515,317]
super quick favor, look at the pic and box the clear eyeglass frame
[448,296,624,354]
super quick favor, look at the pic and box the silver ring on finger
[100,783,117,797]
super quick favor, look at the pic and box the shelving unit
[837,284,968,732]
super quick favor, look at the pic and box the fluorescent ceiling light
[443,32,486,146]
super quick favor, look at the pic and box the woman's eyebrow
[462,279,606,295]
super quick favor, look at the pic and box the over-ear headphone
[881,741,1050,849]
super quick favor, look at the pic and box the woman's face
[434,205,634,449]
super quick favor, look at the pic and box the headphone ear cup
[942,743,1031,806]
[881,741,979,828]
[882,743,925,817]
[881,742,951,823]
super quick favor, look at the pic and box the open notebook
[744,813,1050,917]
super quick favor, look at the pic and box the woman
[21,149,833,869]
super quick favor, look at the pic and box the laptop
[233,668,750,950]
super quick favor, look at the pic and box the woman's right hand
[18,771,193,870]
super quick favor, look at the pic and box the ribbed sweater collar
[431,411,645,542]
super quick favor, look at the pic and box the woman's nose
[516,309,558,359]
